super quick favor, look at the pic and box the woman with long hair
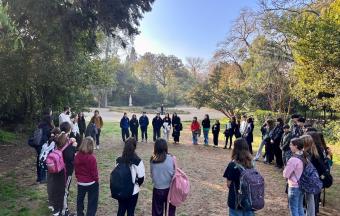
[150,138,176,216]
[265,119,276,164]
[171,113,182,144]
[202,114,211,145]
[223,138,254,216]
[162,113,172,141]
[116,137,145,216]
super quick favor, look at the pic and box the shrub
[322,121,340,145]
[253,109,284,124]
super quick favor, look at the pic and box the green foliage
[323,121,340,145]
[253,109,283,124]
[0,130,16,143]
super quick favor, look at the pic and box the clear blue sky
[134,0,259,61]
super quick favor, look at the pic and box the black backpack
[28,128,43,148]
[110,162,134,200]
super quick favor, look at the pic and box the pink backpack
[46,142,70,174]
[168,156,190,207]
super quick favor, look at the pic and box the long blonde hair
[301,135,319,158]
[78,137,94,154]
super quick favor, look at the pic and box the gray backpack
[235,163,265,211]
[28,128,43,147]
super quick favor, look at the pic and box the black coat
[202,119,211,129]
[78,117,86,135]
[130,118,139,132]
[152,117,163,129]
[212,123,220,134]
[172,116,181,127]
[272,124,284,144]
[244,123,254,143]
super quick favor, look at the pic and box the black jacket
[202,119,211,129]
[212,123,220,134]
[63,144,76,176]
[38,121,53,146]
[272,124,284,144]
[152,117,163,129]
[130,118,139,132]
[172,116,181,127]
[78,117,86,134]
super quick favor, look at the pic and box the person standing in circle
[202,114,211,146]
[212,120,220,147]
[120,113,130,142]
[191,117,201,145]
[152,113,163,142]
[162,113,172,142]
[90,110,103,149]
[172,113,182,144]
[139,112,149,142]
[130,114,139,142]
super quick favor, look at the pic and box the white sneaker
[48,206,54,212]
[96,145,100,150]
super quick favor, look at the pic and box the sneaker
[52,210,60,216]
[48,206,54,212]
[96,145,100,150]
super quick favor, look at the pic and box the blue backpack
[294,155,323,194]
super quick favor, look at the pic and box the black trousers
[77,182,99,216]
[265,142,274,163]
[273,142,283,167]
[131,129,138,141]
[50,171,66,213]
[121,128,130,141]
[152,188,176,216]
[117,194,139,216]
[213,132,219,146]
[225,134,233,148]
[153,128,161,141]
[246,139,253,154]
[141,126,148,141]
[95,129,101,146]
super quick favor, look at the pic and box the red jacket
[191,121,201,131]
[75,152,99,183]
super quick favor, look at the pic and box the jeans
[203,128,209,145]
[77,182,99,216]
[254,140,266,160]
[152,188,176,216]
[153,128,161,141]
[288,187,304,216]
[140,126,148,141]
[117,194,139,216]
[229,208,254,216]
[95,128,101,146]
[121,128,130,142]
[192,132,198,144]
[306,193,315,216]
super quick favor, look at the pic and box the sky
[133,0,259,61]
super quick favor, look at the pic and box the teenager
[280,124,293,166]
[50,122,77,216]
[59,106,72,126]
[290,114,302,138]
[212,120,220,147]
[243,117,254,154]
[85,119,98,145]
[36,114,54,183]
[224,116,236,149]
[90,110,103,149]
[116,138,145,216]
[162,113,172,142]
[301,135,325,216]
[235,119,242,138]
[201,114,211,145]
[150,138,176,216]
[41,127,61,212]
[75,137,99,216]
[130,114,139,141]
[265,120,276,164]
[254,121,268,161]
[223,138,254,216]
[171,113,181,144]
[152,113,163,142]
[239,115,248,136]
[272,118,284,168]
[283,138,305,216]
[70,114,81,147]
[191,117,201,145]
[139,112,149,142]
[120,113,130,142]
[78,112,86,143]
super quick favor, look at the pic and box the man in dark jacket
[139,112,149,142]
[120,113,130,142]
[280,124,293,166]
[290,114,303,138]
[152,113,163,142]
[271,118,284,168]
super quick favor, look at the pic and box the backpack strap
[60,140,71,152]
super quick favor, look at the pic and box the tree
[190,64,249,118]
[185,57,206,79]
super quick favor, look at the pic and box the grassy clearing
[0,172,49,216]
[108,106,190,115]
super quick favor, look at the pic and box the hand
[72,142,78,147]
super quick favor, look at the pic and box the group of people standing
[190,114,254,152]
[120,112,183,144]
